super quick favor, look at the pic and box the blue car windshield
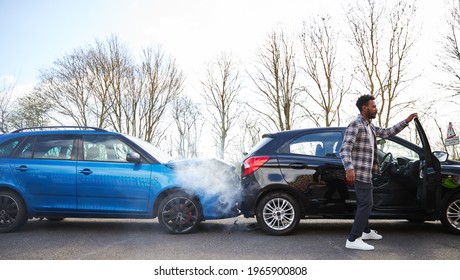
[124,134,173,163]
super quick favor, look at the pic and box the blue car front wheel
[158,192,202,234]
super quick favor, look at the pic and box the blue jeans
[348,180,373,241]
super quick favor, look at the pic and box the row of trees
[38,38,183,146]
[435,0,460,159]
[1,0,459,161]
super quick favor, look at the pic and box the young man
[339,95,417,251]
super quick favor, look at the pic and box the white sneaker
[361,229,382,240]
[345,237,375,251]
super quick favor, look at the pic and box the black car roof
[262,126,346,139]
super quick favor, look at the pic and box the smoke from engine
[169,158,241,217]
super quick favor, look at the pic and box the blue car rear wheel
[0,191,27,233]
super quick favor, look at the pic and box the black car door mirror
[433,151,448,162]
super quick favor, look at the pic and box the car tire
[158,192,202,234]
[0,190,28,233]
[440,193,460,235]
[256,192,300,235]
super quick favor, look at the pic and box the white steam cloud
[171,158,241,217]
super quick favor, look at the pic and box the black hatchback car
[240,118,460,235]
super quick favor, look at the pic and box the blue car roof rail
[11,126,108,133]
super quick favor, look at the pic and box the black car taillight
[243,156,270,176]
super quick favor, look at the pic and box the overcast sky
[0,0,333,84]
[0,1,446,83]
[1,0,457,132]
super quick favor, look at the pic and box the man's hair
[356,94,375,111]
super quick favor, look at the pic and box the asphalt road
[1,217,459,260]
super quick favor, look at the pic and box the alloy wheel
[262,197,295,231]
[0,195,19,229]
[446,198,460,230]
[160,196,199,233]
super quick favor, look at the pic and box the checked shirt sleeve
[339,120,359,171]
[375,120,408,138]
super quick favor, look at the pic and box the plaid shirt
[339,114,408,183]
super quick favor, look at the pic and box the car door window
[17,139,34,158]
[16,135,74,160]
[289,132,343,158]
[0,138,22,158]
[377,138,419,160]
[83,135,134,162]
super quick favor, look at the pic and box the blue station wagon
[0,127,239,234]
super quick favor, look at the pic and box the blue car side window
[30,135,74,160]
[83,135,134,162]
[0,138,22,158]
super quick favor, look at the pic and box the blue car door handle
[79,169,93,175]
[15,165,28,172]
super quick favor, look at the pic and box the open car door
[414,118,442,210]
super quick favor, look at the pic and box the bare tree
[34,36,183,145]
[430,111,460,160]
[232,113,261,159]
[8,92,50,129]
[135,48,184,145]
[433,113,449,152]
[249,29,300,131]
[300,15,352,127]
[87,36,132,129]
[35,48,99,127]
[90,41,184,145]
[346,0,418,127]
[0,79,15,132]
[171,96,203,159]
[437,0,460,104]
[201,53,241,159]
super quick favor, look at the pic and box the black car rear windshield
[247,137,272,156]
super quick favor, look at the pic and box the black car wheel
[440,194,460,235]
[256,192,300,235]
[0,191,27,233]
[158,193,202,234]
